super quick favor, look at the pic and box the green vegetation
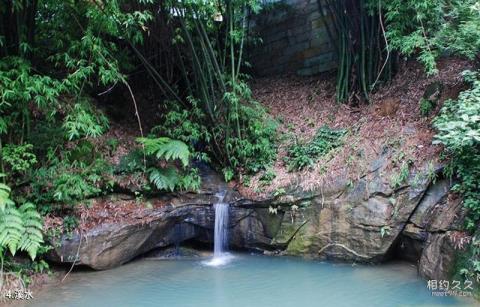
[318,0,394,102]
[390,162,411,189]
[138,137,200,192]
[2,143,37,174]
[434,71,480,231]
[322,0,480,102]
[380,226,391,238]
[0,0,478,294]
[63,102,109,141]
[0,0,277,286]
[285,126,346,171]
[383,0,480,75]
[149,1,278,180]
[259,168,276,186]
[420,98,436,117]
[0,180,43,260]
[30,156,113,212]
[323,0,479,284]
[433,70,480,285]
[324,0,480,285]
[452,235,480,295]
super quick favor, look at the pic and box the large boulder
[419,233,458,281]
[393,176,467,280]
[230,155,431,262]
[49,204,210,270]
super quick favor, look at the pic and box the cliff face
[231,156,466,282]
[49,160,465,282]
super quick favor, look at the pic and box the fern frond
[0,183,11,194]
[18,202,43,260]
[148,167,179,191]
[154,140,190,167]
[137,137,170,155]
[137,137,190,167]
[0,205,24,255]
[0,181,12,211]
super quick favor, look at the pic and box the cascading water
[204,191,234,266]
[213,199,228,256]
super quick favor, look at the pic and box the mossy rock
[254,208,283,238]
[285,227,311,255]
[271,215,310,253]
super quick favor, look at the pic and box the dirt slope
[240,58,473,197]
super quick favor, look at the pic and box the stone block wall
[249,0,335,76]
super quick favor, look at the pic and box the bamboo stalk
[320,0,393,102]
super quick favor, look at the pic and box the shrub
[420,98,436,117]
[390,162,411,189]
[155,97,278,180]
[1,143,37,174]
[285,126,346,171]
[63,101,109,141]
[434,70,480,230]
[434,71,480,151]
[383,0,480,74]
[116,149,146,174]
[229,102,278,174]
[30,157,113,212]
[259,168,276,186]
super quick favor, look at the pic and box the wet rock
[49,161,465,279]
[48,204,211,270]
[418,233,457,281]
[240,168,430,262]
[143,246,207,260]
[229,162,464,280]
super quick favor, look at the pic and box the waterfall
[204,191,233,266]
[213,195,229,256]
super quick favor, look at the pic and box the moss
[420,98,435,117]
[272,223,298,245]
[285,229,311,255]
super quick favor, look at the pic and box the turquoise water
[30,254,472,307]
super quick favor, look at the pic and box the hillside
[240,58,472,197]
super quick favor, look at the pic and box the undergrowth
[284,126,346,171]
[137,137,201,192]
[434,70,480,231]
[434,70,480,290]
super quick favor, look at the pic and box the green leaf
[148,167,180,191]
[137,137,190,167]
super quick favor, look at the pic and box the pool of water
[29,254,472,307]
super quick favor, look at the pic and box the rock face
[49,203,212,270]
[50,161,466,281]
[47,165,221,270]
[399,178,466,280]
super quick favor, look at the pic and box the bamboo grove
[317,0,394,102]
[318,0,480,103]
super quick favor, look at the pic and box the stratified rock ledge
[49,163,466,282]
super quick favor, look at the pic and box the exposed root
[61,229,84,283]
[317,243,370,259]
